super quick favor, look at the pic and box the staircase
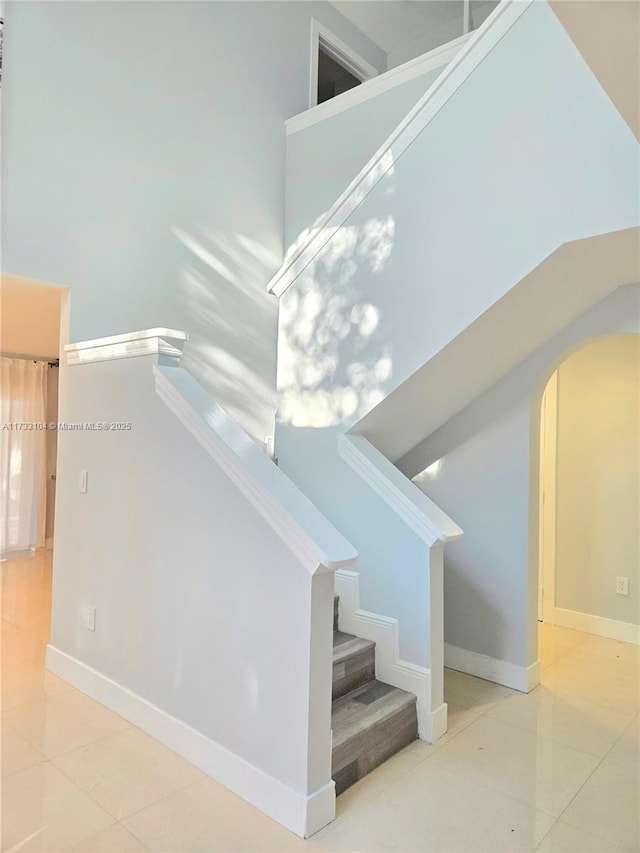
[331,596,418,795]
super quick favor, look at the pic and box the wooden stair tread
[331,680,416,750]
[333,631,375,664]
[331,592,418,794]
[332,630,376,701]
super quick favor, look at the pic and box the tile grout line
[3,714,133,765]
[532,816,562,852]
[480,709,611,762]
[52,755,204,851]
[548,732,625,846]
[425,663,629,829]
[426,752,559,824]
[500,640,639,841]
[484,696,637,760]
[538,638,640,717]
[332,693,507,825]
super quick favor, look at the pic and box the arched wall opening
[411,284,639,691]
[532,333,639,646]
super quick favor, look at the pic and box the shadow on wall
[172,160,400,441]
[278,212,397,430]
[277,154,402,431]
[173,225,280,443]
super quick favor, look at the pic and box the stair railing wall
[336,434,461,741]
[46,329,357,839]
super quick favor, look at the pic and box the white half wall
[49,343,356,837]
[276,424,435,670]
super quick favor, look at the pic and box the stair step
[331,680,418,795]
[333,631,376,700]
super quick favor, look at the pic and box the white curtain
[0,358,48,554]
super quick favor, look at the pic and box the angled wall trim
[154,365,357,575]
[65,328,187,366]
[335,569,446,742]
[338,434,462,546]
[268,0,534,297]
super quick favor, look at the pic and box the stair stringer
[334,569,446,743]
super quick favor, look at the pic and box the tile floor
[1,550,638,852]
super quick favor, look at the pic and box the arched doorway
[536,333,639,645]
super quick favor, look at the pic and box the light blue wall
[276,1,639,676]
[277,424,432,666]
[285,66,443,247]
[1,0,385,441]
[279,2,639,434]
[411,285,640,667]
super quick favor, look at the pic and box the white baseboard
[548,607,640,646]
[334,569,442,742]
[46,645,334,839]
[526,660,541,692]
[444,643,540,693]
[429,702,449,742]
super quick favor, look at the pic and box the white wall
[276,1,638,684]
[554,335,639,626]
[408,285,640,677]
[1,0,385,443]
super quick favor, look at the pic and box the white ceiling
[330,1,465,53]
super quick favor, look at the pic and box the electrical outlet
[616,576,629,596]
[86,605,96,631]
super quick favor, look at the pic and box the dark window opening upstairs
[317,48,362,104]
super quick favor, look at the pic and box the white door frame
[538,371,558,622]
[308,19,378,109]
